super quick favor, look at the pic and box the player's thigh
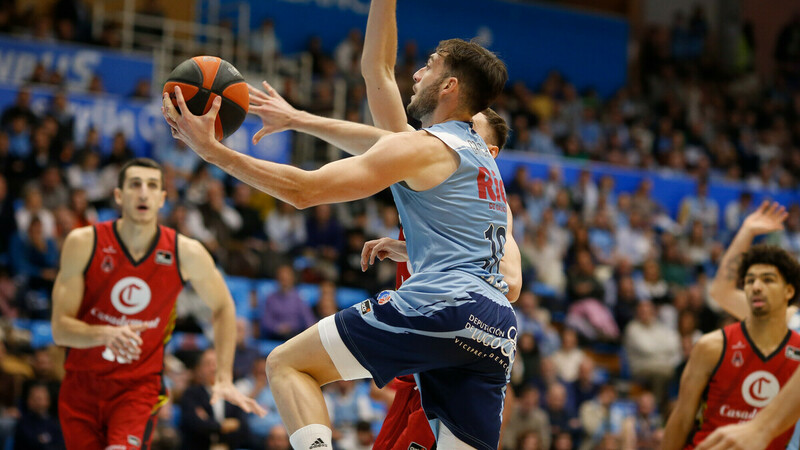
[59,373,105,450]
[267,323,342,386]
[105,379,163,449]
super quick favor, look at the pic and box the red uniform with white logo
[688,321,800,449]
[59,221,183,450]
[373,227,437,450]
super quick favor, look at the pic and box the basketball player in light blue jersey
[164,39,512,450]
[706,201,798,448]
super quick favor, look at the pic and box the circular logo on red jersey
[741,370,780,407]
[110,277,151,315]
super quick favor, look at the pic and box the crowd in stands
[0,1,800,449]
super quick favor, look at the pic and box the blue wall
[220,0,629,97]
[495,152,800,221]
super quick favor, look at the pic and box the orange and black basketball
[163,56,248,140]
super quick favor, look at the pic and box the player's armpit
[501,208,522,302]
[661,330,724,450]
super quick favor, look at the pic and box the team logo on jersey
[155,250,173,266]
[408,443,427,450]
[741,370,780,407]
[127,435,141,447]
[110,277,152,315]
[101,255,115,273]
[377,291,391,305]
[360,299,372,315]
[732,350,744,367]
[102,245,117,254]
[732,341,746,350]
[786,346,800,362]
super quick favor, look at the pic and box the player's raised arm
[178,235,266,417]
[362,0,413,132]
[51,227,144,357]
[661,330,724,450]
[246,82,392,155]
[709,201,788,320]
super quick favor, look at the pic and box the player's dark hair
[738,244,800,302]
[480,107,509,151]
[436,39,508,115]
[117,158,165,190]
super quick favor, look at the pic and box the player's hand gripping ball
[162,56,248,140]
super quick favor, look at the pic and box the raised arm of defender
[709,201,790,321]
[361,0,413,132]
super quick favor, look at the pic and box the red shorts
[58,371,167,450]
[374,375,436,450]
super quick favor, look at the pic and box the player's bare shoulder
[692,329,725,364]
[60,226,96,275]
[176,233,214,281]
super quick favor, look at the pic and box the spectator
[258,264,315,340]
[623,301,681,404]
[9,216,59,306]
[723,191,754,234]
[323,380,380,446]
[635,259,670,304]
[566,249,604,302]
[155,138,200,191]
[337,420,374,450]
[179,349,250,450]
[578,383,617,450]
[265,200,307,255]
[66,188,96,229]
[677,178,719,233]
[185,179,242,259]
[502,385,551,450]
[305,203,345,262]
[249,19,281,69]
[13,383,64,450]
[614,210,655,266]
[7,115,32,160]
[16,185,56,239]
[65,151,114,205]
[313,280,339,321]
[544,383,580,443]
[234,358,281,449]
[1,87,38,129]
[551,328,586,383]
[232,318,259,381]
[568,357,600,413]
[28,166,68,212]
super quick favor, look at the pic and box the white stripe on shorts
[317,315,371,380]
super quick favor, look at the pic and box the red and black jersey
[688,321,800,449]
[64,220,184,379]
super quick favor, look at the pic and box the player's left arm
[501,207,522,302]
[164,89,448,210]
[178,236,266,417]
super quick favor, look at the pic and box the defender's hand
[248,81,299,144]
[742,201,787,236]
[361,237,408,271]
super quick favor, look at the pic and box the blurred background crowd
[0,0,799,449]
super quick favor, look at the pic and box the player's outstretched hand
[248,81,299,144]
[210,381,267,417]
[742,200,787,236]
[162,87,222,160]
[361,237,408,271]
[695,421,769,450]
[102,324,147,361]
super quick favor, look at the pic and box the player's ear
[786,284,796,304]
[113,187,122,207]
[158,188,166,208]
[488,145,499,159]
[441,76,458,95]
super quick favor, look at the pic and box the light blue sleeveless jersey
[391,120,510,299]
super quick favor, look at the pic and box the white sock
[289,424,332,450]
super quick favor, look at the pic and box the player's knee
[265,343,293,381]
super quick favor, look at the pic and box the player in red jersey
[51,158,264,450]
[661,243,800,450]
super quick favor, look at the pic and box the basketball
[163,56,249,140]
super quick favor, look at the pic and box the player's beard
[407,76,443,121]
